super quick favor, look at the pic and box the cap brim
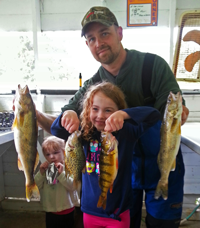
[81,20,113,37]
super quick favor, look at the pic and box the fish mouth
[107,146,115,153]
[68,143,75,149]
[18,84,29,95]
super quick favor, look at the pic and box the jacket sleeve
[151,55,186,117]
[34,171,46,190]
[122,106,161,132]
[50,113,71,140]
[61,78,94,115]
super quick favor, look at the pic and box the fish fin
[102,200,107,210]
[110,183,114,193]
[97,195,103,208]
[62,149,65,157]
[65,166,68,174]
[82,165,86,174]
[178,123,181,135]
[97,195,107,210]
[154,180,168,200]
[65,164,71,176]
[171,159,176,171]
[12,116,18,129]
[26,182,40,202]
[18,157,24,171]
[34,151,40,172]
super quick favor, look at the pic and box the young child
[51,82,160,228]
[34,136,80,228]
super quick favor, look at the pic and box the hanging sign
[127,0,158,27]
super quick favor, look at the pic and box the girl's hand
[55,162,64,174]
[104,110,130,132]
[61,110,80,133]
[40,161,49,175]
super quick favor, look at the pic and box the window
[0,31,100,92]
[0,27,171,92]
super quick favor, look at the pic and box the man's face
[85,23,123,65]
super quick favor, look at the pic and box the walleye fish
[155,91,182,200]
[12,84,40,202]
[97,132,118,210]
[65,130,86,186]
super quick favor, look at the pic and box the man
[36,6,189,228]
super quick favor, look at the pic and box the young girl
[51,82,160,228]
[34,136,80,228]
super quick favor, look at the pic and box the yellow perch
[12,84,40,202]
[155,91,182,200]
[65,130,86,186]
[97,132,118,210]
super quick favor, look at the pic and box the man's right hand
[61,110,80,133]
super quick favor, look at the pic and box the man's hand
[61,110,80,133]
[181,105,189,125]
[104,110,130,132]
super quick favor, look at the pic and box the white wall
[0,0,200,31]
[0,0,32,31]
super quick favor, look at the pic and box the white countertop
[181,122,200,155]
[0,130,14,145]
[0,128,43,145]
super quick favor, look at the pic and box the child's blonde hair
[80,81,127,140]
[42,136,65,155]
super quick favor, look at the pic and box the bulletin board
[127,0,158,27]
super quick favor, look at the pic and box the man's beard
[96,46,119,65]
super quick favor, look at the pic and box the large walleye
[65,130,86,187]
[97,132,118,210]
[155,91,182,200]
[12,84,40,202]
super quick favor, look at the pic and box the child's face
[43,148,64,164]
[90,91,118,131]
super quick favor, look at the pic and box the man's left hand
[181,105,189,125]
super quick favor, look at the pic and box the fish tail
[26,183,40,202]
[12,116,18,129]
[154,180,168,200]
[97,194,107,210]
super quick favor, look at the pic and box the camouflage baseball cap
[81,6,119,37]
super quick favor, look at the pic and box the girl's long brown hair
[80,81,127,140]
